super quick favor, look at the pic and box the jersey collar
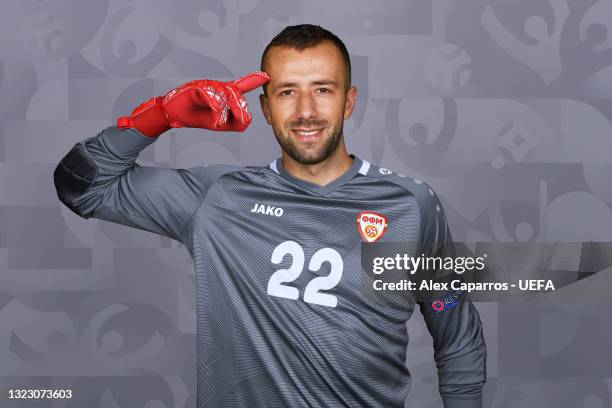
[270,155,364,196]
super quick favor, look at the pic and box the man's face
[260,41,357,165]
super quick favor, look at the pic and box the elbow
[54,143,98,218]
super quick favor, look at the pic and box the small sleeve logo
[431,290,466,314]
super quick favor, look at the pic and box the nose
[295,92,318,120]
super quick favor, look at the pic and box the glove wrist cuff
[117,96,171,138]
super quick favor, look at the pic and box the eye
[317,87,331,94]
[280,89,294,96]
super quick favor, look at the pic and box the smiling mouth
[291,128,325,139]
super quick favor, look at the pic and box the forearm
[438,354,486,408]
[438,352,486,408]
[80,125,156,180]
[420,297,487,408]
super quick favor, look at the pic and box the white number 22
[267,240,343,308]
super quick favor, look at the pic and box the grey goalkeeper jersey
[54,126,486,408]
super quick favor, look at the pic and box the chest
[190,182,420,307]
[194,181,421,252]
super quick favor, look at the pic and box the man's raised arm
[53,72,269,243]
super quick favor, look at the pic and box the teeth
[294,129,321,136]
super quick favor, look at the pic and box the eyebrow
[274,79,339,89]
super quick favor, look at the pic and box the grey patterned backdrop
[1,0,612,407]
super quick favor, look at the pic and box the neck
[282,141,353,186]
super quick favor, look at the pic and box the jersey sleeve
[416,184,487,408]
[53,125,236,244]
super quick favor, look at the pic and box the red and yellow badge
[357,211,389,242]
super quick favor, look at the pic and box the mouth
[290,128,325,142]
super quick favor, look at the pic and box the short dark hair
[260,24,351,95]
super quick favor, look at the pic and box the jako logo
[250,203,284,217]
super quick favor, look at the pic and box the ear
[343,85,358,120]
[259,93,272,125]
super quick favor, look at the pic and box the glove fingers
[197,84,225,113]
[233,71,270,94]
[161,78,255,131]
[163,86,207,128]
[225,85,252,131]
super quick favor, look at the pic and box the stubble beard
[272,120,343,165]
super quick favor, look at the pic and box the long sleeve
[53,125,236,244]
[416,185,487,408]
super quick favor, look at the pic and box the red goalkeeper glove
[117,71,270,138]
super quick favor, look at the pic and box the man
[54,24,486,407]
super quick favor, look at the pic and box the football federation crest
[357,211,389,242]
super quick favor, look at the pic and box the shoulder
[359,160,450,247]
[357,159,442,211]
